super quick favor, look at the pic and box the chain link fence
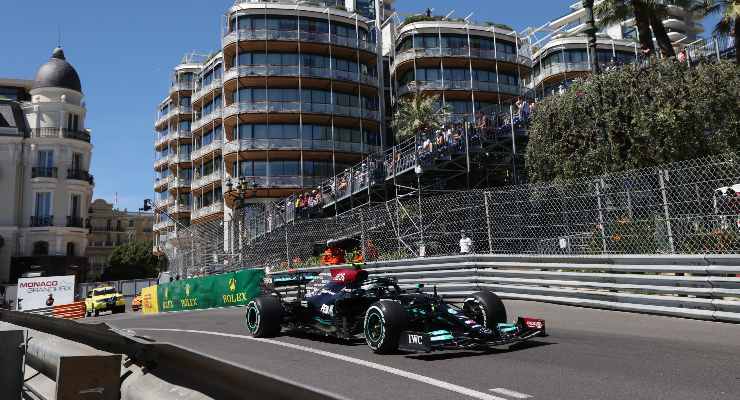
[164,153,740,277]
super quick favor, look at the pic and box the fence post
[484,192,494,253]
[596,179,608,253]
[658,169,676,253]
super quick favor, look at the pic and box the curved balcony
[154,198,172,211]
[154,175,172,191]
[168,177,192,191]
[192,171,223,191]
[223,102,379,121]
[224,65,378,87]
[397,80,521,97]
[532,62,591,86]
[170,129,193,141]
[191,139,223,162]
[223,29,375,53]
[169,153,192,165]
[153,220,174,231]
[191,201,224,221]
[223,139,376,155]
[168,203,192,215]
[170,81,194,94]
[192,109,222,133]
[155,133,170,148]
[155,105,193,128]
[193,78,223,104]
[393,48,527,70]
[154,157,169,170]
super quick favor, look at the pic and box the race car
[244,267,546,353]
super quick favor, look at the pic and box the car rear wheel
[464,291,507,329]
[245,296,282,338]
[364,300,407,354]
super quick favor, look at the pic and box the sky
[0,1,719,212]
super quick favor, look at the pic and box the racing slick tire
[464,291,507,329]
[364,300,407,354]
[245,296,283,338]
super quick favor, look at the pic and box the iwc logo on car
[408,334,423,344]
[223,277,248,304]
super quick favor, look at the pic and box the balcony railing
[532,61,591,86]
[193,78,223,103]
[30,128,91,143]
[223,65,378,87]
[154,198,171,210]
[192,171,223,190]
[67,169,94,184]
[31,167,57,178]
[223,29,376,53]
[191,202,224,220]
[30,215,53,227]
[222,102,379,121]
[170,129,193,141]
[155,105,193,127]
[168,177,192,190]
[191,139,223,161]
[154,156,169,169]
[66,216,84,228]
[155,133,170,148]
[396,80,521,97]
[153,220,174,231]
[171,153,192,164]
[192,109,222,132]
[154,175,173,191]
[168,204,192,214]
[393,47,527,69]
[223,139,375,155]
[170,81,194,93]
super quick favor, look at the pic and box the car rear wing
[270,271,320,287]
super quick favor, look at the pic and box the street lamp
[582,0,600,75]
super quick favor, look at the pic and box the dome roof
[32,47,82,93]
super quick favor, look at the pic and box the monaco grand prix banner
[156,269,264,313]
[16,275,75,311]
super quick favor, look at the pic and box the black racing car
[245,267,546,353]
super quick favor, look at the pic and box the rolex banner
[157,269,264,313]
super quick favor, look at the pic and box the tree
[391,92,447,143]
[700,0,740,63]
[595,0,676,58]
[102,241,163,281]
[526,60,740,182]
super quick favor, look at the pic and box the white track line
[489,388,533,399]
[131,328,508,400]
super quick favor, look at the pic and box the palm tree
[700,0,739,63]
[595,1,676,58]
[390,90,447,143]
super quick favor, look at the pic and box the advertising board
[16,275,76,311]
[157,269,264,312]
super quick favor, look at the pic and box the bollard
[0,330,24,398]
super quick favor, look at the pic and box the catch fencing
[165,153,740,277]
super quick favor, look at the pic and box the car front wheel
[364,300,407,354]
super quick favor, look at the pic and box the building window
[37,150,54,168]
[33,241,49,256]
[66,242,76,257]
[129,220,135,227]
[67,114,79,131]
[35,192,52,217]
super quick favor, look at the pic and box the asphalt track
[87,301,740,400]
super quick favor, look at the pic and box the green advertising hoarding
[157,269,264,312]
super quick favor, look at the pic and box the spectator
[459,230,473,254]
[677,49,687,64]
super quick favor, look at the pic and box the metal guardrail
[78,279,158,299]
[270,254,740,323]
[0,310,346,400]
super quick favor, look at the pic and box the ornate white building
[0,47,94,284]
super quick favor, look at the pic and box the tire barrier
[270,254,740,323]
[25,301,86,320]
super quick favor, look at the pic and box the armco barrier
[0,309,346,400]
[156,268,264,312]
[271,254,740,323]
